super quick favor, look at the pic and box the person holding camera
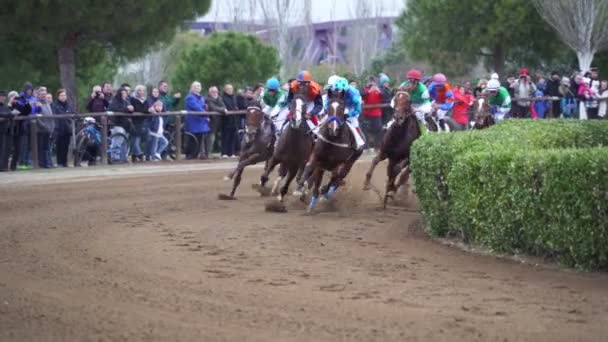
[510,68,537,118]
[4,91,32,170]
[86,85,109,113]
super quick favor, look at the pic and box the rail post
[29,118,39,169]
[175,114,182,161]
[101,114,109,165]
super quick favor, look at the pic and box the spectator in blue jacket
[17,82,36,169]
[185,81,211,160]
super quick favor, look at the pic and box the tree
[397,0,564,78]
[0,39,117,107]
[114,32,204,90]
[531,0,608,72]
[171,32,280,92]
[0,0,211,107]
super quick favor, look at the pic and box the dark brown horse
[471,97,496,129]
[363,91,421,208]
[259,94,314,202]
[303,94,363,213]
[221,106,275,199]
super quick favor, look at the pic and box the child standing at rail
[147,101,168,161]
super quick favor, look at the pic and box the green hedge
[410,119,608,269]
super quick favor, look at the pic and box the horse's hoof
[363,182,371,191]
[293,190,303,196]
[218,193,236,200]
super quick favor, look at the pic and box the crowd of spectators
[0,67,606,171]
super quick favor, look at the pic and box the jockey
[483,79,511,122]
[428,73,454,129]
[261,77,287,119]
[325,77,365,150]
[387,68,432,128]
[284,70,323,131]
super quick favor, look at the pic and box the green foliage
[397,0,565,77]
[172,32,280,92]
[410,120,608,269]
[0,0,210,107]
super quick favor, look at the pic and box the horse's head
[326,96,346,138]
[244,106,264,143]
[473,96,491,125]
[289,94,306,129]
[392,91,412,125]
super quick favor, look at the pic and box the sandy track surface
[1,162,607,341]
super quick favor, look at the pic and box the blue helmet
[331,77,349,92]
[266,77,280,91]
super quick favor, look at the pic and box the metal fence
[0,96,597,169]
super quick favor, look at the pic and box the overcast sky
[199,0,406,23]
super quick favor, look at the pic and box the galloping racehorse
[363,91,421,208]
[472,97,496,130]
[303,94,363,213]
[221,106,275,199]
[259,94,314,202]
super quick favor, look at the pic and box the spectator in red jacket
[361,79,384,152]
[451,85,474,130]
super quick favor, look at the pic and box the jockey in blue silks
[323,77,365,150]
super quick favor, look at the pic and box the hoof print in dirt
[217,193,236,201]
[265,200,288,213]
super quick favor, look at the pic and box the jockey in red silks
[281,70,323,132]
[428,73,455,131]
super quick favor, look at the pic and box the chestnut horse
[302,94,363,213]
[259,94,314,202]
[222,106,275,199]
[363,91,421,208]
[471,97,496,129]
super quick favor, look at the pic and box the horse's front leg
[225,152,250,181]
[293,163,307,196]
[384,158,399,209]
[279,165,298,202]
[260,155,279,187]
[395,163,411,196]
[307,167,323,213]
[229,153,260,198]
[364,152,385,190]
[335,148,363,186]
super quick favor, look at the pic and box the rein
[311,119,350,149]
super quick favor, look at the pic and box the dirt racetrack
[1,162,607,342]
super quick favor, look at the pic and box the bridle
[244,106,263,143]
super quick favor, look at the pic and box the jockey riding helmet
[84,116,96,124]
[326,75,340,89]
[266,77,280,91]
[297,70,312,82]
[406,69,422,81]
[433,73,447,85]
[487,79,500,91]
[332,77,349,92]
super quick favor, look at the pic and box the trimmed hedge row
[410,120,608,269]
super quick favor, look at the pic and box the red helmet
[406,69,422,81]
[519,68,529,76]
[433,73,447,85]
